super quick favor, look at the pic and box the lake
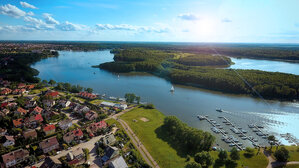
[229,57,299,75]
[32,50,299,149]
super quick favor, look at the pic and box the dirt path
[264,149,299,168]
[115,118,160,168]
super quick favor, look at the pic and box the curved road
[264,149,299,168]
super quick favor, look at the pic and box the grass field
[210,149,268,168]
[272,146,299,162]
[120,107,187,168]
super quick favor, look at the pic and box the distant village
[0,78,143,168]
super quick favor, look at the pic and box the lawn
[89,99,102,105]
[210,149,268,168]
[272,146,299,162]
[120,107,187,168]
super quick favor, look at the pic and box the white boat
[170,86,174,92]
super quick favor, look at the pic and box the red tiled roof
[26,84,35,89]
[2,149,29,165]
[33,106,43,113]
[46,91,59,97]
[0,102,8,108]
[34,114,43,122]
[73,129,83,137]
[78,92,97,99]
[18,83,26,88]
[17,107,27,114]
[13,119,23,127]
[43,124,55,132]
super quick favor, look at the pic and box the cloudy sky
[0,0,299,43]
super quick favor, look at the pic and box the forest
[98,48,299,101]
[0,50,58,83]
[161,116,215,154]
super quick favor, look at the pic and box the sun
[196,19,215,35]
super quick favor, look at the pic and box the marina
[197,115,271,150]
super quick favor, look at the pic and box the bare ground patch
[140,117,149,122]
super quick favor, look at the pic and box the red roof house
[13,119,23,127]
[15,107,28,115]
[43,124,56,135]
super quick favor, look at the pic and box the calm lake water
[32,50,299,149]
[229,57,299,75]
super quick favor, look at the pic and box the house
[58,100,71,108]
[43,100,55,108]
[0,88,12,95]
[0,128,7,136]
[24,114,43,128]
[114,104,127,110]
[102,134,116,146]
[12,89,26,95]
[78,92,97,99]
[85,111,98,120]
[25,100,36,108]
[32,106,43,114]
[1,108,10,115]
[100,101,115,108]
[109,156,128,168]
[13,119,23,127]
[66,147,85,165]
[58,119,72,130]
[63,129,84,144]
[23,129,37,139]
[45,91,59,98]
[15,107,28,115]
[86,121,107,136]
[40,156,62,168]
[17,83,26,89]
[43,124,56,135]
[39,136,59,153]
[25,84,35,90]
[2,135,15,147]
[42,110,56,120]
[73,105,90,114]
[2,149,29,168]
[102,146,119,162]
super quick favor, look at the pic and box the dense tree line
[99,48,299,100]
[161,116,215,154]
[168,68,299,100]
[0,51,58,83]
[174,54,232,66]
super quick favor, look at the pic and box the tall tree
[230,147,240,161]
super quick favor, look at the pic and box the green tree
[225,159,237,168]
[194,151,213,168]
[274,147,289,162]
[230,147,240,161]
[48,79,56,86]
[268,135,276,149]
[244,147,254,158]
[185,162,202,168]
[218,150,228,161]
[135,96,141,104]
[83,148,90,161]
[86,88,93,93]
[125,93,136,103]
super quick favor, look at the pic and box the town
[0,78,149,168]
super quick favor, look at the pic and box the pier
[199,115,244,150]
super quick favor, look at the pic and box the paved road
[33,134,104,167]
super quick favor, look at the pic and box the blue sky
[0,0,299,42]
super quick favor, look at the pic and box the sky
[0,0,299,43]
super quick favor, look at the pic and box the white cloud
[27,11,34,16]
[0,4,27,18]
[178,13,200,21]
[24,16,55,30]
[95,24,169,33]
[20,2,38,9]
[58,21,87,31]
[222,18,232,23]
[43,13,59,25]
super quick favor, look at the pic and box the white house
[3,135,15,147]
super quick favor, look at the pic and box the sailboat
[170,86,174,92]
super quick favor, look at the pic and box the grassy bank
[120,107,187,168]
